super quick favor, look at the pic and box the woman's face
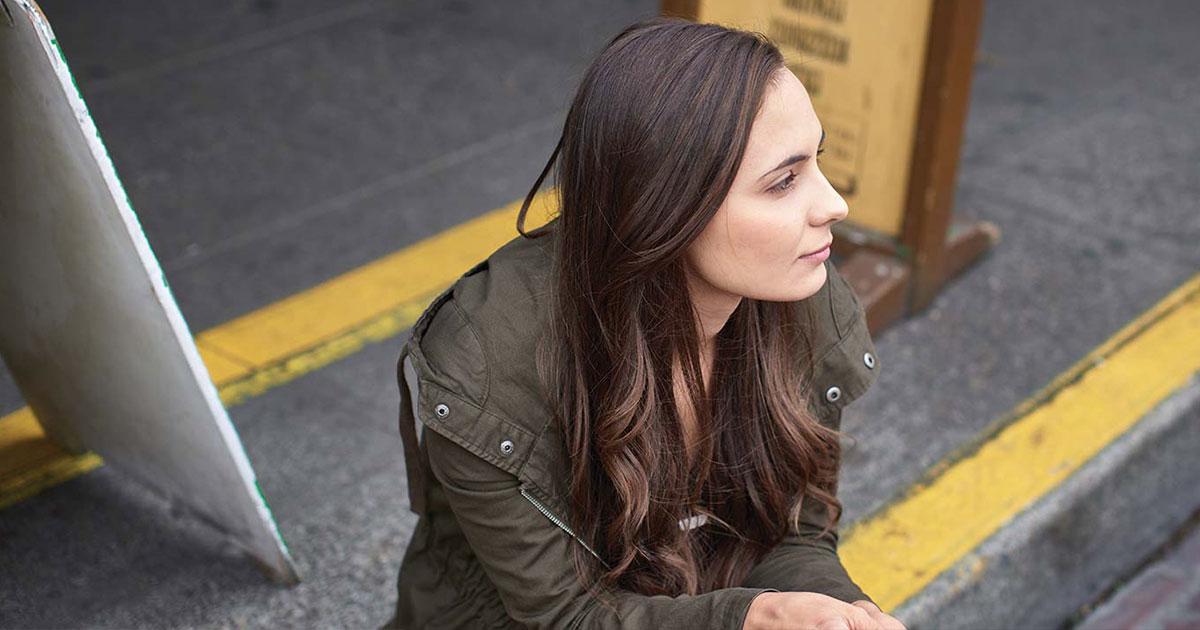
[685,66,848,307]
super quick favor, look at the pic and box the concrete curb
[892,371,1200,629]
[1075,511,1200,628]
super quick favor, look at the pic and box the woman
[387,16,905,630]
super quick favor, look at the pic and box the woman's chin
[789,263,828,301]
[742,265,827,303]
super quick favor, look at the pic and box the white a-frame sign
[0,0,298,582]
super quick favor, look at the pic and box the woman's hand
[744,591,908,630]
[850,599,906,630]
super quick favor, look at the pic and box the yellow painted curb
[4,185,1198,617]
[0,190,556,507]
[840,273,1200,612]
[0,407,103,510]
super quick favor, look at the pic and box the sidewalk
[1,0,1198,627]
[1076,515,1200,630]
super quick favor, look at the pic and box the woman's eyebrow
[758,128,826,181]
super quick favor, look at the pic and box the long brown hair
[516,16,847,602]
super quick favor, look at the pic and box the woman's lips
[799,241,832,261]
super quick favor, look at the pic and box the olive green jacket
[386,226,881,629]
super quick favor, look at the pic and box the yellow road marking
[0,408,102,509]
[3,185,1199,615]
[0,191,556,507]
[841,272,1200,611]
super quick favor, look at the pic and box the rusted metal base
[910,217,1002,313]
[836,249,910,336]
[834,218,1000,336]
[831,220,903,262]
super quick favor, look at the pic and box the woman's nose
[812,171,849,226]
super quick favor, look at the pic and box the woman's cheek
[729,201,801,266]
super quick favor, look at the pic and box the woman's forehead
[740,70,823,178]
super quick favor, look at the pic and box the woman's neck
[684,266,743,355]
[697,337,716,396]
[671,266,742,466]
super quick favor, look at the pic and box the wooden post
[899,0,998,314]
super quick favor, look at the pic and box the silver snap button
[499,439,514,455]
[824,386,842,403]
[434,403,450,418]
[863,352,876,369]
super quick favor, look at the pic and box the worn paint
[5,128,1196,609]
[839,273,1200,611]
[0,407,102,509]
[0,191,555,505]
[4,0,297,579]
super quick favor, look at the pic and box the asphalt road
[1,0,1198,626]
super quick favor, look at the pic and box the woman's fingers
[850,600,907,630]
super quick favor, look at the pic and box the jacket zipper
[520,488,613,630]
[519,487,608,568]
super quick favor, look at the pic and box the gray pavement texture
[1,0,1198,627]
[1076,511,1200,630]
[894,374,1200,630]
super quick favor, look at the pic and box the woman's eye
[769,147,824,195]
[770,172,797,194]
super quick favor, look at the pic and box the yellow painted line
[0,190,556,507]
[841,272,1200,612]
[0,408,102,510]
[5,175,1198,617]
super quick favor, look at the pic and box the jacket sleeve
[423,427,779,630]
[737,409,873,605]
